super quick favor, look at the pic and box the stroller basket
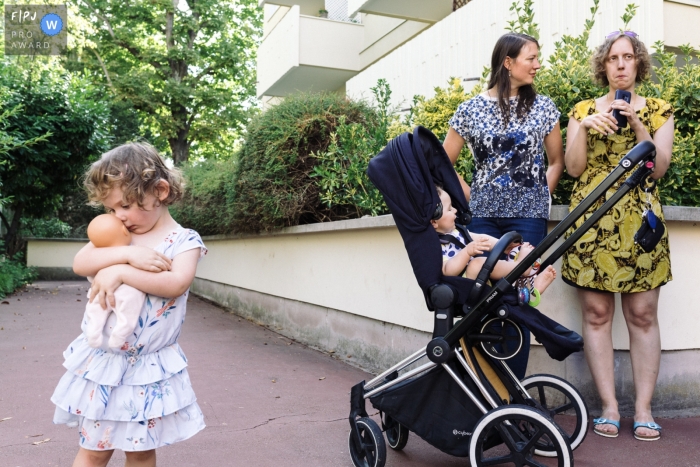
[348,126,658,467]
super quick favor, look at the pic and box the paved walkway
[1,281,699,466]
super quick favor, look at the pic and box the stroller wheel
[479,318,523,360]
[348,417,386,467]
[382,413,409,450]
[469,405,573,467]
[521,374,589,454]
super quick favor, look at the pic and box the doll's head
[87,214,131,247]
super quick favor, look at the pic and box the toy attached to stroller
[347,126,658,467]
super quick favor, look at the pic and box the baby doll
[84,214,145,349]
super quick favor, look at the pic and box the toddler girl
[51,142,207,467]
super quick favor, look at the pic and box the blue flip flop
[593,417,620,438]
[633,421,662,441]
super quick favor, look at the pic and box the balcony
[257,5,363,97]
[258,0,325,17]
[348,0,454,23]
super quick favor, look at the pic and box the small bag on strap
[634,179,665,253]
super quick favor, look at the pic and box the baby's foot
[533,265,557,295]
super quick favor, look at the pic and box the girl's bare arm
[73,242,172,277]
[88,249,200,309]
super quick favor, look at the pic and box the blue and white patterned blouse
[449,94,560,219]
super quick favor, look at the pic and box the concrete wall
[663,0,700,48]
[26,207,700,415]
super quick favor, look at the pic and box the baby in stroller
[432,186,557,302]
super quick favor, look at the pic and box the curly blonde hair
[591,33,652,87]
[84,142,184,208]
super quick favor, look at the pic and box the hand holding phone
[611,89,631,133]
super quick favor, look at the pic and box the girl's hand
[467,238,491,257]
[89,265,127,309]
[126,246,172,272]
[580,110,618,135]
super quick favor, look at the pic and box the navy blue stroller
[347,126,658,467]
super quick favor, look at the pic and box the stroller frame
[349,135,658,467]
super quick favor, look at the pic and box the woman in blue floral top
[443,32,564,379]
[52,143,207,466]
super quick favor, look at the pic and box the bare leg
[533,265,556,295]
[621,288,661,439]
[467,242,536,280]
[125,449,156,467]
[73,447,113,467]
[578,289,619,435]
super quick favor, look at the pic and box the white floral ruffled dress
[51,227,207,451]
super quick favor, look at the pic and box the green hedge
[171,157,237,236]
[0,254,37,299]
[173,89,389,235]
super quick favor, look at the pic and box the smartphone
[611,89,631,133]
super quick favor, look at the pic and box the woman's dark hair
[488,32,540,127]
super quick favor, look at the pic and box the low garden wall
[27,206,700,416]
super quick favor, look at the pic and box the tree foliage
[69,0,262,164]
[0,61,110,255]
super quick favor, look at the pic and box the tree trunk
[168,128,190,166]
[169,101,191,166]
[4,202,24,258]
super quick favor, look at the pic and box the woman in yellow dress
[562,31,674,442]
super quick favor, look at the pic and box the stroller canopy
[367,126,473,307]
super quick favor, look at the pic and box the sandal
[633,421,662,441]
[593,417,620,438]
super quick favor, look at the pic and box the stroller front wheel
[382,413,409,450]
[349,417,387,467]
[469,405,573,467]
[521,374,589,455]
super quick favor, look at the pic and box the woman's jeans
[466,216,548,380]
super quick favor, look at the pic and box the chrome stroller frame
[348,132,658,467]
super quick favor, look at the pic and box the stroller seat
[347,126,658,467]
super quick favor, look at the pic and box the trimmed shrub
[171,157,238,236]
[311,80,393,218]
[231,91,381,233]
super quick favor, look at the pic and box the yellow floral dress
[561,97,673,292]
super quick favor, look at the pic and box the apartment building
[257,0,700,108]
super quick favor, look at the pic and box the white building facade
[258,0,700,108]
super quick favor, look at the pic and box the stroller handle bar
[427,140,657,360]
[466,231,523,306]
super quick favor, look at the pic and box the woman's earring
[508,69,511,77]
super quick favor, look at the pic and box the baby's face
[432,190,457,234]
